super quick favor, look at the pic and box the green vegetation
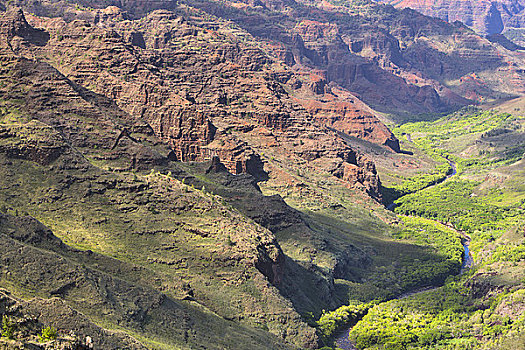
[341,217,464,300]
[392,178,524,267]
[38,326,57,343]
[0,151,310,348]
[395,216,463,270]
[1,315,14,339]
[490,244,525,263]
[314,215,467,347]
[384,108,525,201]
[349,285,525,349]
[344,108,525,349]
[395,108,524,168]
[395,180,521,237]
[317,301,376,343]
[390,107,525,263]
[384,161,450,199]
[395,109,518,141]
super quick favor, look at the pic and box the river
[334,153,470,350]
[461,235,474,272]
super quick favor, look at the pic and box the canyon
[0,0,523,349]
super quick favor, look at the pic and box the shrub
[1,315,15,339]
[38,326,58,342]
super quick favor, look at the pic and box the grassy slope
[0,155,302,349]
[0,211,295,350]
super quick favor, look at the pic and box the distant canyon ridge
[378,0,525,35]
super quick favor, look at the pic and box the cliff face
[169,0,524,113]
[5,0,525,116]
[380,0,525,35]
[295,94,401,152]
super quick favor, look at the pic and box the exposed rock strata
[0,7,384,197]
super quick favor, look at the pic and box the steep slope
[0,212,300,349]
[169,0,525,118]
[0,13,322,347]
[9,6,386,193]
[300,0,525,109]
[0,59,318,349]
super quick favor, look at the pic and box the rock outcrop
[296,97,401,152]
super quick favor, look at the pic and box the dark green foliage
[395,180,519,230]
[392,109,524,193]
[340,216,466,303]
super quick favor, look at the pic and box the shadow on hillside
[298,211,461,304]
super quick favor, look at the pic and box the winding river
[333,150,471,350]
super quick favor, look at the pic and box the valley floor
[318,108,525,350]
